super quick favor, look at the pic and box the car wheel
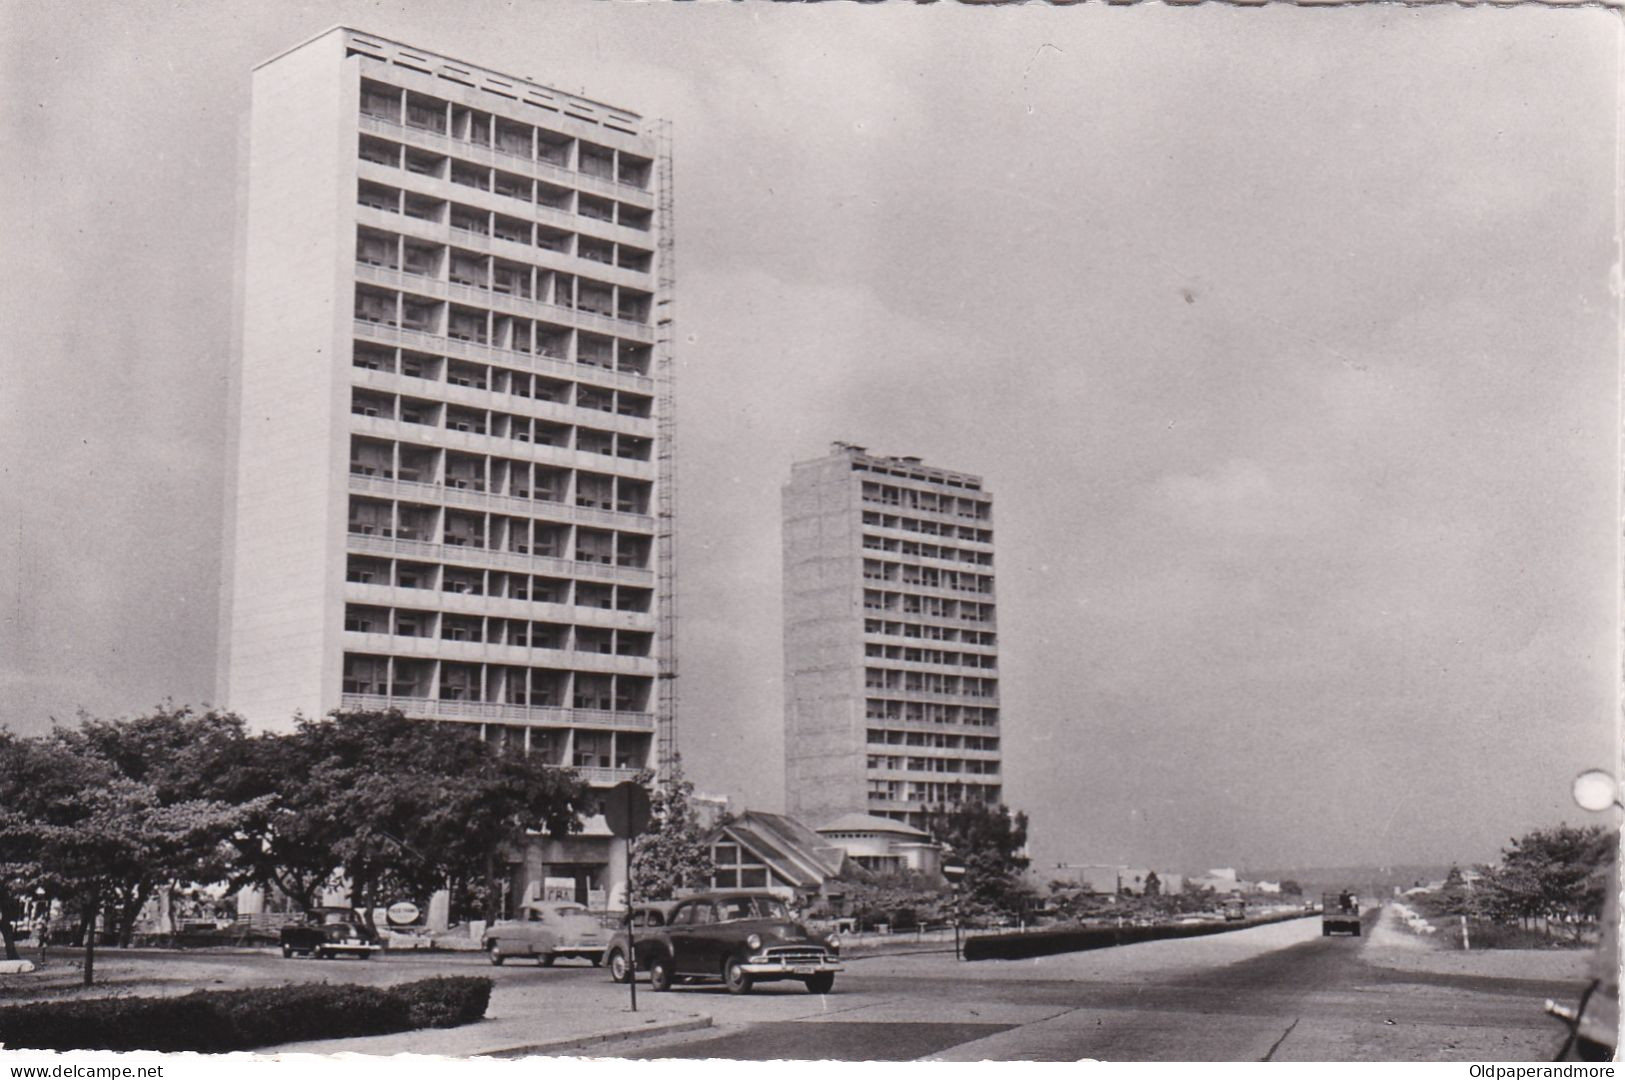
[1322,926,1330,936]
[281,944,294,959]
[540,953,556,967]
[1352,926,1361,937]
[488,943,505,966]
[314,947,329,960]
[607,949,631,983]
[588,954,601,967]
[649,955,673,992]
[804,973,835,995]
[724,956,754,995]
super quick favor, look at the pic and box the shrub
[391,976,491,1029]
[0,976,493,1052]
[964,908,1312,961]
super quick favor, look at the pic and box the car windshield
[320,912,352,925]
[716,897,788,922]
[553,905,588,917]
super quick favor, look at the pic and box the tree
[925,802,1032,917]
[1280,879,1303,897]
[629,756,714,901]
[1144,870,1162,897]
[51,708,258,945]
[0,730,56,961]
[1474,824,1614,938]
[219,711,589,926]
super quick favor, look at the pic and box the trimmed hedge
[964,910,1314,961]
[0,976,493,1052]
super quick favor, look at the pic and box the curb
[478,1015,714,1058]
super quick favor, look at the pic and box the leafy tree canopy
[924,802,1032,916]
[629,756,714,901]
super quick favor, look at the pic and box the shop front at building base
[500,820,630,914]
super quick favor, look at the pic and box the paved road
[12,910,1585,1061]
[613,912,1579,1061]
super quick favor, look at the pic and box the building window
[710,840,772,890]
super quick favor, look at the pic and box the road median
[964,910,1316,961]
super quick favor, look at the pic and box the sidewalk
[265,981,712,1058]
[1360,904,1590,983]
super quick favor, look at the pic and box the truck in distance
[1322,890,1361,936]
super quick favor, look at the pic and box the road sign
[385,901,420,926]
[605,780,652,838]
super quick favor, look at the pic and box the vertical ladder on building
[653,118,679,780]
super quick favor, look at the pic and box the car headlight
[746,933,762,951]
[826,933,841,951]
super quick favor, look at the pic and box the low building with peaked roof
[814,813,944,878]
[706,811,854,901]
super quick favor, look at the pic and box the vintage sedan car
[279,907,383,960]
[482,901,609,966]
[643,890,842,995]
[605,900,679,983]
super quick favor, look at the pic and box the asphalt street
[8,910,1585,1061]
[614,912,1580,1061]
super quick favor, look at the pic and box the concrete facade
[783,443,1001,830]
[220,27,667,909]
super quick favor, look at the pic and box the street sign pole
[625,825,637,1012]
[605,780,652,1015]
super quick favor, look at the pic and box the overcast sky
[1,0,1617,874]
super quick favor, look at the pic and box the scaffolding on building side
[654,118,679,780]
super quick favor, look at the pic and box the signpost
[605,780,652,1012]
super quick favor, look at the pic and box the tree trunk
[121,882,153,947]
[82,887,99,988]
[351,873,378,935]
[0,885,19,962]
[483,851,497,925]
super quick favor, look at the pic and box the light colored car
[482,901,609,967]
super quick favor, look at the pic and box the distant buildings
[1047,864,1185,896]
[782,443,1002,830]
[218,26,672,911]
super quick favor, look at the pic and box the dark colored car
[606,900,679,983]
[642,890,842,995]
[279,907,383,960]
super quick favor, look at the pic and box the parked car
[605,900,680,983]
[641,890,842,995]
[279,907,383,960]
[482,901,609,966]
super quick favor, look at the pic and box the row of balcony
[350,409,655,480]
[344,577,652,628]
[351,375,652,443]
[341,691,654,734]
[350,472,654,531]
[862,515,994,549]
[348,530,654,585]
[353,259,654,344]
[343,629,654,675]
[861,595,996,627]
[355,174,650,278]
[352,346,652,421]
[357,108,654,203]
[862,651,998,676]
[354,318,653,395]
[860,540,993,573]
[862,620,997,649]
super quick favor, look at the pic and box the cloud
[1139,458,1354,541]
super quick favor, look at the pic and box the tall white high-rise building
[783,443,1002,831]
[219,27,673,906]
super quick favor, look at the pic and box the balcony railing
[357,114,654,204]
[352,317,655,395]
[348,473,654,531]
[346,530,654,584]
[340,692,655,732]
